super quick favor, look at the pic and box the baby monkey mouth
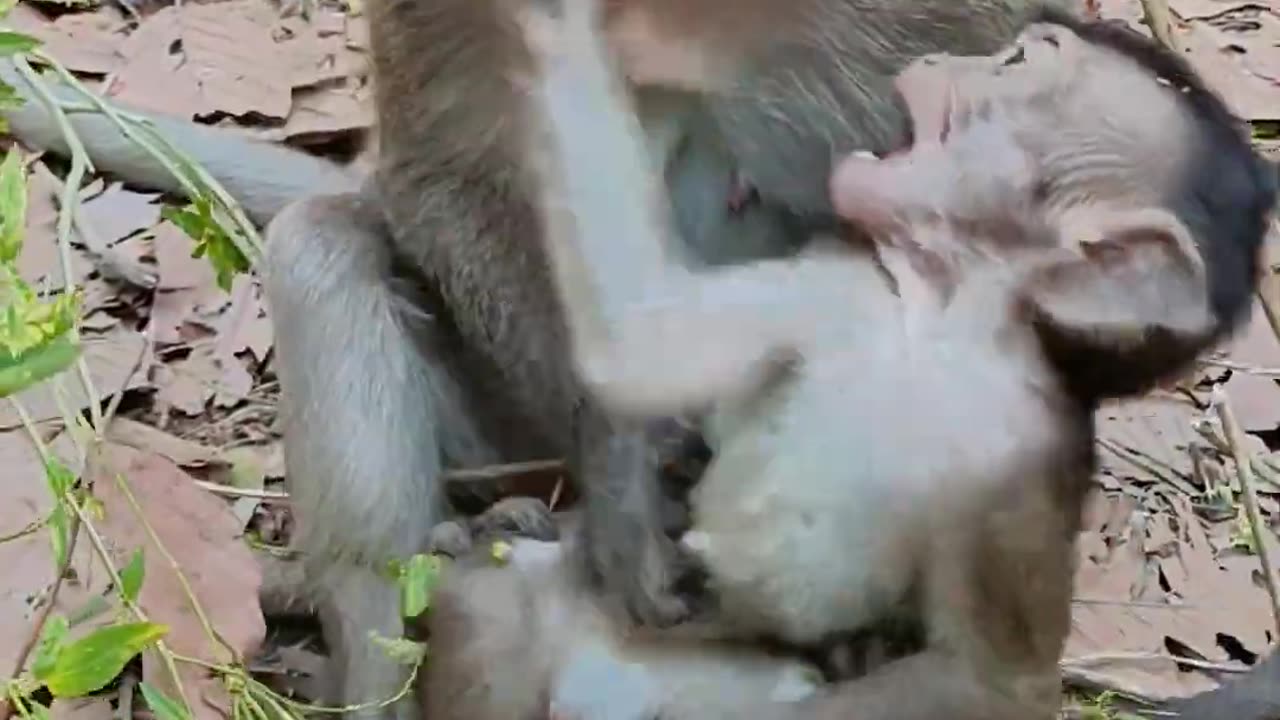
[871,80,951,161]
[875,89,917,159]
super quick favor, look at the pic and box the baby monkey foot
[589,530,714,628]
[426,498,558,559]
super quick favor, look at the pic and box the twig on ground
[1211,387,1280,640]
[31,162,158,291]
[102,326,153,430]
[1138,0,1179,51]
[441,459,566,483]
[1198,357,1280,377]
[195,480,289,502]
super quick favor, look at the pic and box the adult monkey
[419,5,1277,720]
[3,1,1070,716]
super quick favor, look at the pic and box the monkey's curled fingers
[470,496,560,543]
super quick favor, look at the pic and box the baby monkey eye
[1001,45,1027,66]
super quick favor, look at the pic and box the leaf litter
[2,0,1280,714]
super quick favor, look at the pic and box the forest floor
[2,0,1280,718]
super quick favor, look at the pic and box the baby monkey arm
[521,0,828,417]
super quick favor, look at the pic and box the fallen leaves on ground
[3,0,1280,712]
[89,443,266,720]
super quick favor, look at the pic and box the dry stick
[31,161,158,291]
[1198,357,1280,377]
[1138,0,1179,51]
[441,458,566,483]
[13,57,104,434]
[195,459,571,503]
[1212,387,1280,640]
[195,480,289,502]
[100,326,152,430]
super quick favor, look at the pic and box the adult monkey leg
[264,191,504,719]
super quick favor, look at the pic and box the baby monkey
[501,2,1275,719]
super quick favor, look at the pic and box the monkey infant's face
[831,22,1194,236]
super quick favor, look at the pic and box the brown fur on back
[368,0,577,453]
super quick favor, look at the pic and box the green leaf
[46,503,68,568]
[44,458,75,497]
[398,553,443,618]
[0,334,81,398]
[369,634,426,666]
[0,31,39,56]
[160,199,250,292]
[0,148,26,263]
[0,81,19,133]
[27,701,50,720]
[139,681,193,720]
[119,549,145,604]
[31,614,69,681]
[43,622,168,697]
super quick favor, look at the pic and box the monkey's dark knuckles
[427,520,473,558]
[468,496,560,543]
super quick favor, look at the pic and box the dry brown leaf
[281,80,375,141]
[1096,395,1200,488]
[1171,0,1267,20]
[0,429,111,673]
[153,221,218,292]
[78,183,163,245]
[1225,303,1280,431]
[90,443,265,720]
[50,698,113,720]
[277,12,368,89]
[0,328,153,430]
[1096,0,1151,25]
[153,362,211,417]
[216,276,273,363]
[1099,0,1280,119]
[1177,17,1280,120]
[105,417,225,469]
[6,4,126,76]
[345,14,371,50]
[150,289,211,347]
[154,345,254,416]
[80,310,121,333]
[108,1,292,121]
[1156,497,1274,659]
[1068,514,1216,698]
[17,165,65,287]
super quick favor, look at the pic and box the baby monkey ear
[1020,207,1217,400]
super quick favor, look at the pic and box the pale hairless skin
[492,2,1275,719]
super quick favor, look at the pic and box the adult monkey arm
[0,59,358,225]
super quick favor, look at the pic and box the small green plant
[0,2,427,716]
[0,140,178,720]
